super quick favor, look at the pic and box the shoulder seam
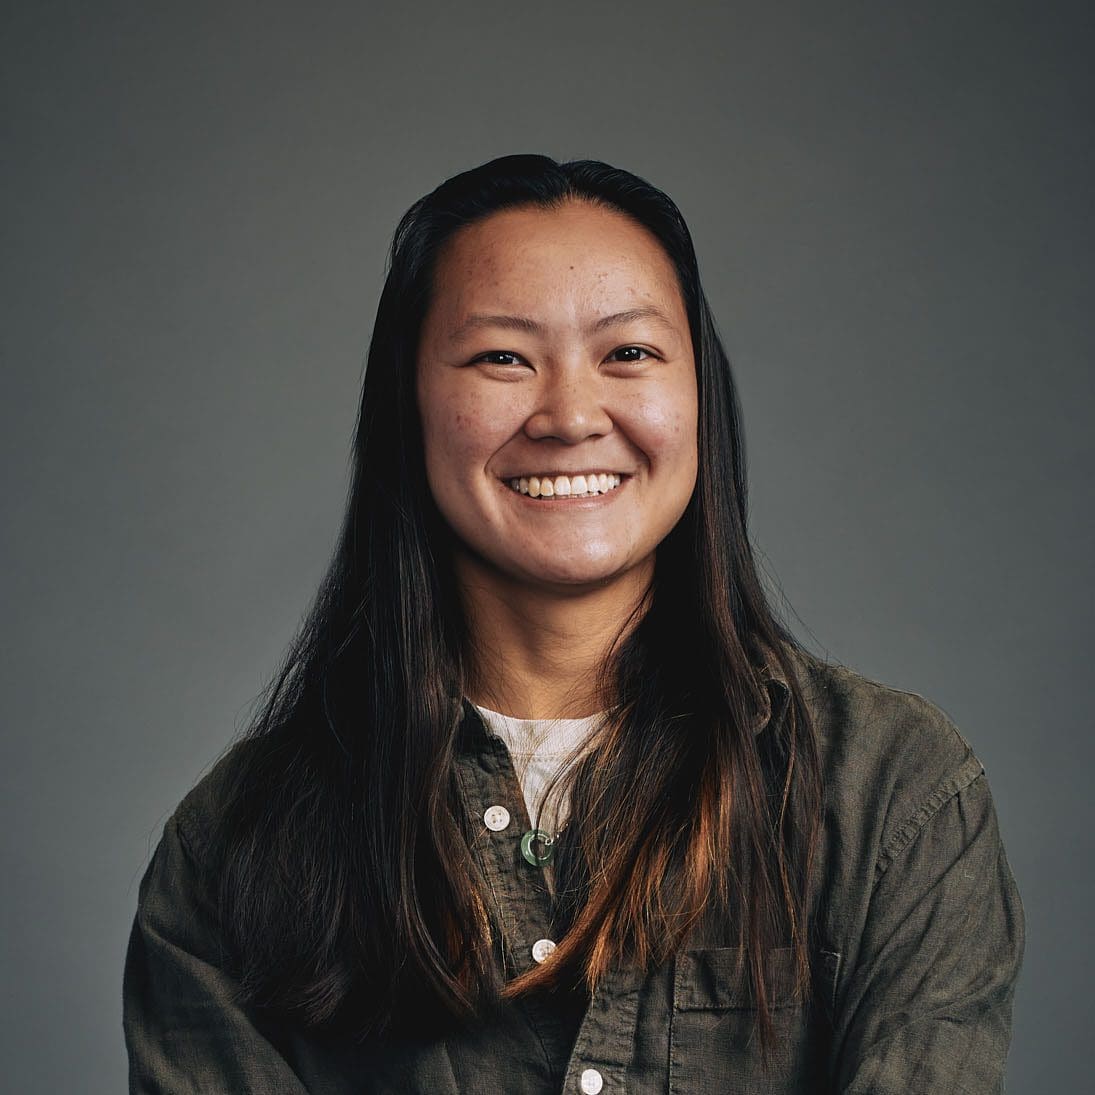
[168,739,249,863]
[173,797,214,862]
[875,751,986,881]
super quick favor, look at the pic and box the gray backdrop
[3,1,1091,1091]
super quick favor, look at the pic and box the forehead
[426,200,685,324]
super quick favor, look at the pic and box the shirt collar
[749,636,793,737]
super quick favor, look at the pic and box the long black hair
[207,154,823,1056]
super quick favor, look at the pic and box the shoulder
[169,736,259,861]
[780,644,986,867]
[783,643,980,774]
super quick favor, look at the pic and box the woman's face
[416,199,698,594]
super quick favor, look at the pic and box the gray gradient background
[2,1,1091,1091]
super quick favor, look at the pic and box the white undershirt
[473,703,603,838]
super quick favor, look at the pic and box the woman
[123,154,1024,1093]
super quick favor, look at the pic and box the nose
[523,369,613,444]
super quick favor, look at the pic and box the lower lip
[502,477,629,508]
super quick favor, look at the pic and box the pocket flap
[674,946,802,1011]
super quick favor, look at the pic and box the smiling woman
[122,155,1024,1094]
[417,201,699,668]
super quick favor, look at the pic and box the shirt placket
[456,727,592,1090]
[455,711,642,1094]
[455,735,560,977]
[558,965,646,1095]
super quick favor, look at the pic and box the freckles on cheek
[425,388,501,464]
[632,394,696,447]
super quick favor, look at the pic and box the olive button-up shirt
[123,648,1025,1093]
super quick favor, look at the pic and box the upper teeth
[508,473,623,498]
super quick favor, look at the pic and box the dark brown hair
[208,154,823,1059]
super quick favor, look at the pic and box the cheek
[419,378,522,476]
[627,384,699,469]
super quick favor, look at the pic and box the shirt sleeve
[122,813,309,1094]
[831,758,1025,1094]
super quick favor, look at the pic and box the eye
[608,345,658,363]
[471,351,527,367]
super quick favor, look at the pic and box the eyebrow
[450,306,679,340]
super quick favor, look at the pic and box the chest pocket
[670,946,840,1095]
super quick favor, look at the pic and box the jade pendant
[520,828,555,867]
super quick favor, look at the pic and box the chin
[457,542,645,593]
[514,556,632,590]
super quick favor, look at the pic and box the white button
[531,938,556,963]
[483,805,511,831]
[579,1068,603,1094]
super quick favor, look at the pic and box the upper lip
[499,470,630,478]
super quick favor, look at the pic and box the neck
[457,555,652,720]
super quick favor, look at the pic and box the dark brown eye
[610,346,653,362]
[474,351,523,365]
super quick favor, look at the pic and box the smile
[506,472,624,499]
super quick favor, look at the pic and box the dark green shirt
[123,644,1025,1092]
